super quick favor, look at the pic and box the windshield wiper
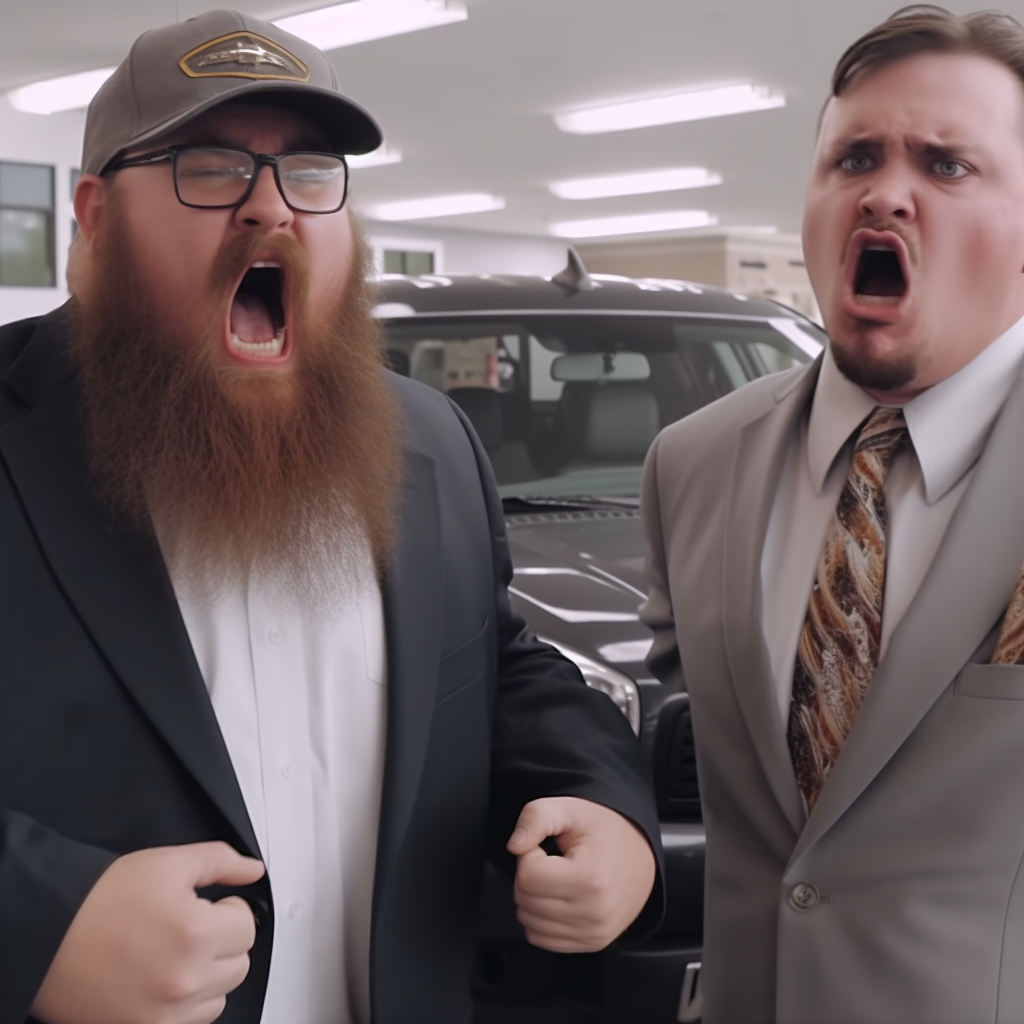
[501,495,639,514]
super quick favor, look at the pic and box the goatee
[71,203,402,613]
[830,333,916,395]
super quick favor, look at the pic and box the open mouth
[228,262,288,359]
[852,243,907,306]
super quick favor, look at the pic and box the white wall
[0,98,572,327]
[0,97,84,325]
[361,217,571,277]
[578,230,822,323]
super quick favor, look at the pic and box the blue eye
[839,153,873,173]
[935,159,968,179]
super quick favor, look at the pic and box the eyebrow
[915,141,980,161]
[825,135,985,161]
[820,136,882,162]
[829,135,882,151]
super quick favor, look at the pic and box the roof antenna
[551,246,596,293]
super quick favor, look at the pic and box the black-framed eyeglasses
[106,144,350,214]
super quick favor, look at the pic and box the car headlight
[542,638,642,736]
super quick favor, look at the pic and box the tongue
[861,271,904,297]
[230,292,276,344]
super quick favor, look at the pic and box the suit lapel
[722,361,821,836]
[374,447,442,897]
[791,370,1024,864]
[0,323,258,856]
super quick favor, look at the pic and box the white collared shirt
[762,316,1024,725]
[174,569,387,1024]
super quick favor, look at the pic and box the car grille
[654,694,702,822]
[504,507,640,526]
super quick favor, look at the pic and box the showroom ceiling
[1,0,1014,239]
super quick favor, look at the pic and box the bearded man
[0,10,662,1024]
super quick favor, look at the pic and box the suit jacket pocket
[436,617,489,703]
[955,662,1024,700]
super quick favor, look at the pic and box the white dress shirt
[762,316,1024,726]
[173,563,387,1024]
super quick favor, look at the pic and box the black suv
[377,252,823,1023]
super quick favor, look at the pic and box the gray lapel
[722,361,821,836]
[0,378,260,857]
[791,370,1024,864]
[374,447,442,897]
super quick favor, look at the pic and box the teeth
[855,294,902,306]
[251,261,282,269]
[230,327,286,358]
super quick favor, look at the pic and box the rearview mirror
[550,352,651,382]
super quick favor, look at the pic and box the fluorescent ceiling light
[8,1,467,115]
[8,66,114,115]
[277,0,467,50]
[347,146,403,169]
[551,210,717,239]
[550,167,721,200]
[369,193,505,221]
[724,225,779,235]
[555,84,785,135]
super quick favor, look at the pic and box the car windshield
[383,313,821,499]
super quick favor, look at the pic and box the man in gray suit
[641,5,1024,1023]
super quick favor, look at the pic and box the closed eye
[179,165,250,183]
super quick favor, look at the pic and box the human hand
[31,841,265,1024]
[507,796,656,953]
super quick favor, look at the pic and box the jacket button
[789,882,820,911]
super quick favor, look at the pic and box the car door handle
[678,960,703,1023]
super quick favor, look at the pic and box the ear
[72,173,107,245]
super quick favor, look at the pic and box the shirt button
[280,760,294,779]
[789,882,820,911]
[269,628,285,644]
[288,901,302,920]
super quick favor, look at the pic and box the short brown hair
[832,5,1024,97]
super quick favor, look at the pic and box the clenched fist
[31,841,265,1024]
[507,796,656,953]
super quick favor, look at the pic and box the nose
[858,164,915,223]
[234,164,294,231]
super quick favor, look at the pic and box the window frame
[368,235,444,277]
[0,159,57,289]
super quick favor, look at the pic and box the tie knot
[854,406,908,467]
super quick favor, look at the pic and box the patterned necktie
[787,406,910,811]
[992,576,1024,664]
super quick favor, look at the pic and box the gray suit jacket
[641,356,1024,1024]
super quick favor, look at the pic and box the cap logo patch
[179,32,310,82]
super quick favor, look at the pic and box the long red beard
[71,205,402,612]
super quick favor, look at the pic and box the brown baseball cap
[82,8,383,175]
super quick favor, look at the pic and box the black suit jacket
[0,306,663,1024]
